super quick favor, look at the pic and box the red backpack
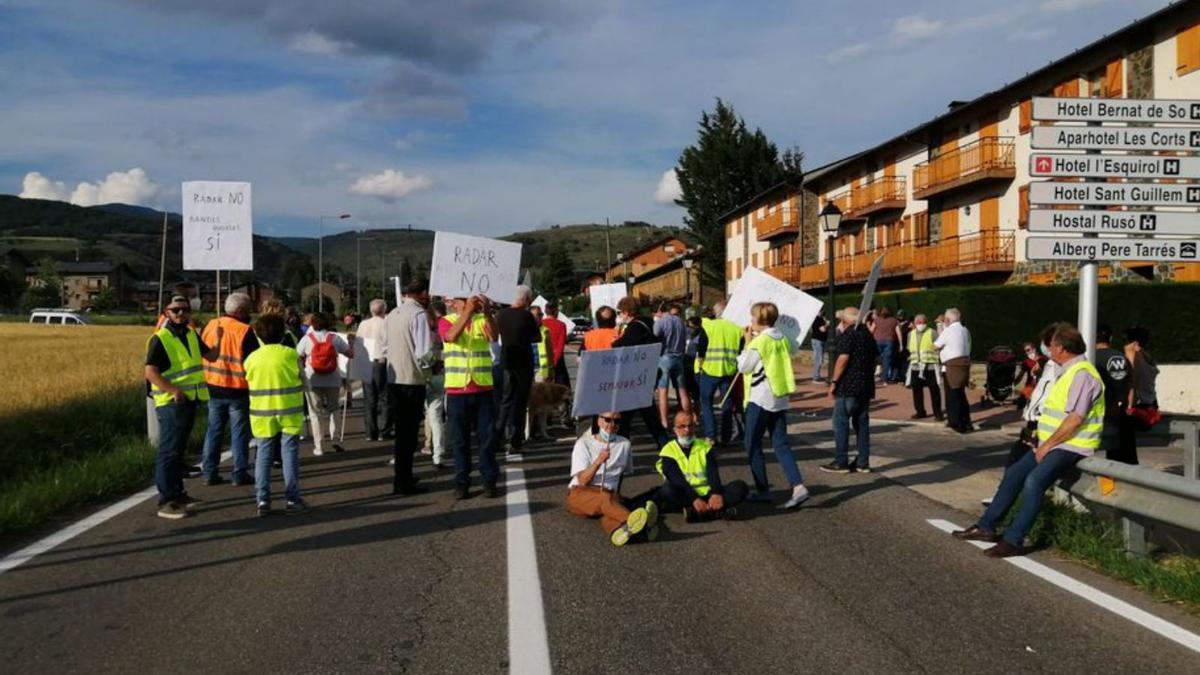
[307,332,338,375]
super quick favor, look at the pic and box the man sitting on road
[629,410,748,522]
[953,324,1104,558]
[565,411,657,547]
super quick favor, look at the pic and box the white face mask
[677,435,694,448]
[914,323,926,331]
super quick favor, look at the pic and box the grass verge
[1022,500,1200,609]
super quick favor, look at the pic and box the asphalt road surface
[3,361,1200,673]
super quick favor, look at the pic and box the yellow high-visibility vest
[743,332,796,405]
[656,438,713,497]
[149,327,210,407]
[697,317,741,377]
[1037,360,1106,453]
[535,324,552,381]
[443,313,494,389]
[244,344,305,438]
[907,328,939,365]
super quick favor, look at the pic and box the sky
[0,0,1174,238]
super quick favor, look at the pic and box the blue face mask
[598,429,614,442]
[1040,343,1051,357]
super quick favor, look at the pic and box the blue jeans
[447,392,500,487]
[254,432,301,504]
[656,354,685,390]
[155,400,198,505]
[978,449,1083,546]
[201,396,251,480]
[698,373,734,443]
[877,340,898,382]
[745,403,803,492]
[811,340,825,380]
[833,395,870,468]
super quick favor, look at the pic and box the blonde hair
[750,302,778,328]
[260,299,286,317]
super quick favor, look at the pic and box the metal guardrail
[1059,419,1200,555]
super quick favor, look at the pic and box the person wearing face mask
[737,302,809,508]
[611,295,669,449]
[906,314,943,421]
[955,324,1104,558]
[628,410,748,522]
[565,411,658,546]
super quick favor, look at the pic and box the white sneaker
[780,484,810,510]
[313,448,324,457]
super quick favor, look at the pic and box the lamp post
[318,213,350,312]
[682,253,694,306]
[819,201,843,380]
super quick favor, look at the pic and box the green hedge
[821,283,1200,363]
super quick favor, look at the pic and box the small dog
[526,382,571,441]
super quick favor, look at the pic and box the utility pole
[156,211,168,310]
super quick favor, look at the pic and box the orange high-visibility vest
[201,316,251,389]
[583,327,618,351]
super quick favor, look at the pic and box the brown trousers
[565,486,631,535]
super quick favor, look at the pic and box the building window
[1177,22,1200,76]
[1018,99,1032,134]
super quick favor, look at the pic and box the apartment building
[725,1,1200,291]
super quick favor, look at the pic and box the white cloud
[289,30,351,56]
[653,168,681,204]
[19,167,159,207]
[891,14,944,44]
[825,41,871,64]
[349,169,433,201]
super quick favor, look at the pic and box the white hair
[369,298,386,316]
[712,301,725,316]
[514,285,533,304]
[224,292,252,316]
[945,307,961,323]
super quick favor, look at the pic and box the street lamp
[819,201,843,380]
[318,213,351,312]
[682,257,694,306]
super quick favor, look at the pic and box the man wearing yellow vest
[245,314,309,516]
[953,324,1104,558]
[144,295,222,519]
[905,313,943,421]
[695,301,743,445]
[628,410,748,521]
[439,293,502,499]
[737,302,809,509]
[199,292,255,487]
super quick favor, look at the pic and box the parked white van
[28,309,89,325]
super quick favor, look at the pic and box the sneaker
[184,464,203,478]
[332,444,346,453]
[819,461,851,474]
[176,494,202,510]
[272,460,282,469]
[453,485,470,500]
[610,524,633,547]
[386,458,396,466]
[257,502,272,517]
[204,475,227,486]
[720,506,740,520]
[157,501,190,520]
[981,497,993,507]
[367,435,380,443]
[644,501,659,525]
[780,484,810,510]
[484,482,501,499]
[625,506,650,536]
[746,491,773,503]
[285,499,310,515]
[232,474,255,487]
[313,448,324,457]
[856,465,873,474]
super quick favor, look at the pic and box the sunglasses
[166,307,190,315]
[674,423,695,429]
[599,416,621,423]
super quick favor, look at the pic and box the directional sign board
[1026,236,1200,262]
[1031,125,1200,152]
[1029,210,1200,236]
[1032,97,1200,124]
[1029,181,1200,207]
[1030,153,1200,180]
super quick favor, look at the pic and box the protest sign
[572,343,662,416]
[182,181,253,270]
[588,282,626,320]
[532,295,548,309]
[430,232,522,304]
[856,255,885,323]
[337,335,373,382]
[721,266,823,347]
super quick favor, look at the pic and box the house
[25,260,137,309]
[630,249,723,308]
[607,235,694,284]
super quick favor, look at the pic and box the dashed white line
[506,464,553,674]
[927,518,1200,655]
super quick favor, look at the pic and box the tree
[21,258,62,311]
[280,257,316,303]
[539,241,577,301]
[674,99,790,286]
[91,287,118,312]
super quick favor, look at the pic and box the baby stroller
[980,346,1017,407]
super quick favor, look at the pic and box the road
[2,349,1200,673]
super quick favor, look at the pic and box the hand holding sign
[722,266,823,349]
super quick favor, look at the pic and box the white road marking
[927,518,1200,655]
[0,450,233,576]
[506,465,553,674]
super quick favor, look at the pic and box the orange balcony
[912,231,1015,280]
[846,177,906,220]
[826,191,854,219]
[756,208,799,241]
[912,137,1016,200]
[763,262,801,285]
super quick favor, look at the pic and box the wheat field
[0,324,149,415]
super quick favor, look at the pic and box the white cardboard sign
[571,343,662,416]
[721,266,823,348]
[182,181,253,271]
[532,295,548,309]
[429,231,522,304]
[857,255,885,323]
[337,335,374,381]
[588,282,627,321]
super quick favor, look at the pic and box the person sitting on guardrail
[565,411,657,546]
[953,324,1105,558]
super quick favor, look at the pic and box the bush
[825,283,1200,362]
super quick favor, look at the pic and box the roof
[717,152,874,223]
[803,0,1198,189]
[607,234,693,271]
